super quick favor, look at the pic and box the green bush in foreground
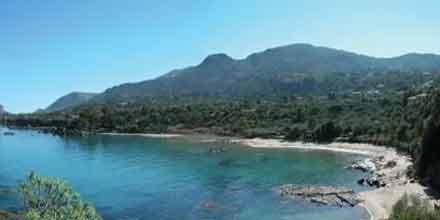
[20,172,101,220]
[389,194,440,220]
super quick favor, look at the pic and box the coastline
[231,138,387,156]
[100,132,183,138]
[234,137,428,220]
[99,132,427,220]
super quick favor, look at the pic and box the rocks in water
[357,175,386,188]
[352,156,403,189]
[209,146,227,153]
[357,178,366,185]
[278,185,361,207]
[353,158,385,188]
[348,159,376,172]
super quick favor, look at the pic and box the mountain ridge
[46,92,98,112]
[91,43,440,104]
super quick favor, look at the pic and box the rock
[385,160,397,168]
[359,174,387,188]
[349,159,376,172]
[209,147,227,153]
[310,197,329,205]
[337,194,360,207]
[278,185,360,207]
[357,178,366,186]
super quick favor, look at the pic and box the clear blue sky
[1,0,439,113]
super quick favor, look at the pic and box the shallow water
[0,129,370,220]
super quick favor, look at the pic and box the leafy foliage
[389,194,440,220]
[20,172,101,220]
[415,91,440,187]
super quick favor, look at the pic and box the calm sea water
[0,128,370,220]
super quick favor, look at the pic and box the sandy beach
[232,138,387,156]
[101,132,183,138]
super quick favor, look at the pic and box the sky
[1,0,439,113]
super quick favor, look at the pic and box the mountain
[46,92,98,112]
[90,43,440,103]
[0,104,5,114]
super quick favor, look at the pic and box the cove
[0,129,370,220]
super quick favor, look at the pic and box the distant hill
[46,92,98,112]
[0,104,5,114]
[92,43,440,103]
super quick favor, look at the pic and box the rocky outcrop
[348,158,377,172]
[357,174,387,188]
[277,185,361,207]
[351,152,412,190]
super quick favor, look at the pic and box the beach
[101,132,183,138]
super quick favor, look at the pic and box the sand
[232,138,387,156]
[359,183,428,220]
[101,132,183,138]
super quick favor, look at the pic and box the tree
[285,126,304,141]
[20,172,101,220]
[313,121,341,143]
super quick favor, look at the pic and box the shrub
[312,121,341,143]
[285,126,305,141]
[389,194,440,220]
[20,172,101,220]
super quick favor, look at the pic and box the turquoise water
[0,129,370,220]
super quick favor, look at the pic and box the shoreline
[233,137,430,220]
[101,132,386,155]
[231,138,387,156]
[100,132,183,138]
[96,132,426,220]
